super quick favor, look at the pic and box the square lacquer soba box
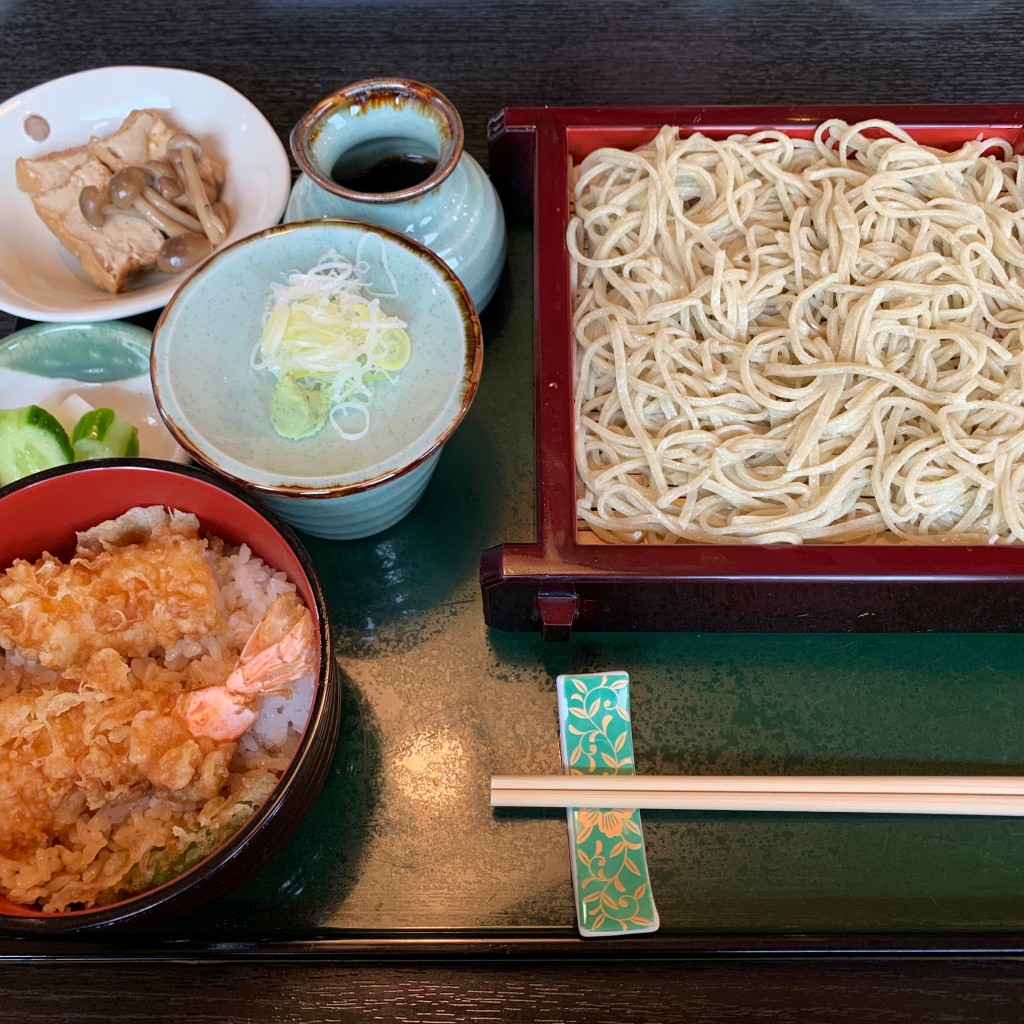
[481,104,1024,637]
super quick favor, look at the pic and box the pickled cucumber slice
[71,407,139,461]
[0,405,74,485]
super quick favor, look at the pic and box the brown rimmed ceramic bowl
[150,219,483,540]
[0,459,339,933]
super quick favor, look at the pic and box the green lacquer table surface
[111,220,1024,943]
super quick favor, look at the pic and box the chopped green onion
[252,250,412,442]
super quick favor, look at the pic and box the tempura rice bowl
[0,460,338,932]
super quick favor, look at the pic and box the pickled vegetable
[0,405,74,485]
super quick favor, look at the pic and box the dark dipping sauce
[330,153,438,194]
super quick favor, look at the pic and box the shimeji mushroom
[78,184,117,228]
[70,118,233,288]
[107,167,190,237]
[81,169,201,235]
[167,133,227,246]
[156,232,213,275]
[143,160,184,201]
[79,176,207,275]
[136,167,205,233]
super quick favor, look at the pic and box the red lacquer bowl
[0,459,339,932]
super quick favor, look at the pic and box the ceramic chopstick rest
[556,671,659,937]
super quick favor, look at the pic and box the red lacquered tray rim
[485,104,1024,589]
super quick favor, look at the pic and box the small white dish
[0,65,291,323]
[0,320,188,472]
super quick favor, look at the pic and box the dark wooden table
[4,0,1024,1018]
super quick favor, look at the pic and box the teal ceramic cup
[150,220,483,541]
[287,78,507,312]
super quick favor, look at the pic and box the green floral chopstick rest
[556,671,660,937]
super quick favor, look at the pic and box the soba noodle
[569,120,1024,544]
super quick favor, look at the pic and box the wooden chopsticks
[489,775,1024,816]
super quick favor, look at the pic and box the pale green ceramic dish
[0,320,187,468]
[150,220,483,540]
[557,671,660,938]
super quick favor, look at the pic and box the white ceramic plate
[0,65,291,323]
[0,320,188,479]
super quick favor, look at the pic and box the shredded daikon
[252,250,412,441]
